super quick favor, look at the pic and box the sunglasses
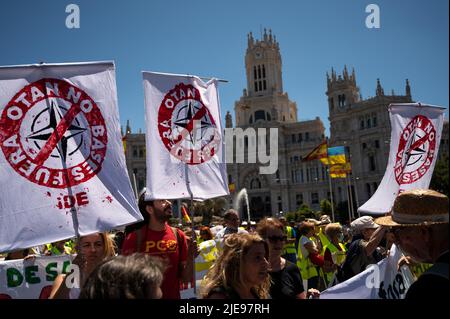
[267,235,287,243]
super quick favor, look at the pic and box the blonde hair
[200,233,270,299]
[76,232,116,258]
[324,223,342,240]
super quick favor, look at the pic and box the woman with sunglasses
[256,218,319,299]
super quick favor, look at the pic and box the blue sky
[0,0,448,136]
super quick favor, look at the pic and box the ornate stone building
[226,30,328,219]
[123,29,449,220]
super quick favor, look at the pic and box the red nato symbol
[157,83,220,165]
[0,78,107,188]
[394,115,436,185]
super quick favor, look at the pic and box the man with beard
[122,189,197,299]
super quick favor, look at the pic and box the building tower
[235,29,297,126]
[326,65,360,114]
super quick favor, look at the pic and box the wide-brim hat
[375,189,449,227]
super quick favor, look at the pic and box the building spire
[225,111,233,128]
[351,67,356,85]
[343,65,349,80]
[126,119,131,134]
[405,79,411,97]
[376,78,384,96]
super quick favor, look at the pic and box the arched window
[254,110,266,122]
[262,65,266,78]
[250,178,261,189]
[258,65,261,79]
[266,112,271,121]
[254,66,257,80]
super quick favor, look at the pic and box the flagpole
[41,75,81,242]
[345,176,352,223]
[346,174,355,220]
[352,174,361,218]
[327,167,335,222]
[184,163,196,296]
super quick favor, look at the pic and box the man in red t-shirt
[122,190,197,299]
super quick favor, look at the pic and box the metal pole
[345,176,352,223]
[347,175,355,220]
[327,167,335,222]
[353,175,361,218]
[184,163,196,296]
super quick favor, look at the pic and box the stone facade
[123,30,449,220]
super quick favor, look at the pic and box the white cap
[350,216,379,235]
[241,221,248,226]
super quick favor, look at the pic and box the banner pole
[327,167,335,222]
[345,175,352,223]
[184,163,196,296]
[346,174,353,220]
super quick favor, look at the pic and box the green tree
[430,155,449,196]
[296,203,316,221]
[320,199,332,216]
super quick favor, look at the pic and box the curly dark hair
[79,253,166,299]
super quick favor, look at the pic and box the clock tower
[245,29,283,96]
[234,29,297,127]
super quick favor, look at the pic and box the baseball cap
[350,216,379,235]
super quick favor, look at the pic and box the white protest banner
[0,62,143,252]
[358,103,445,215]
[320,244,415,299]
[0,255,72,299]
[142,72,229,200]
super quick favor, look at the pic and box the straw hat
[374,189,449,227]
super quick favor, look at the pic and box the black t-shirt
[269,260,305,299]
[406,251,449,300]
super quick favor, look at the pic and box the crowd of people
[0,188,448,299]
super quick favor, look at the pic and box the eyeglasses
[267,236,287,243]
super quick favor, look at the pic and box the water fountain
[234,188,251,223]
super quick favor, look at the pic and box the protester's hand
[397,255,416,271]
[187,238,199,258]
[307,288,320,299]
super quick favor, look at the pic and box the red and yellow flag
[181,206,192,224]
[302,141,328,161]
[330,162,352,178]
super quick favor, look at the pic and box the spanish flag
[303,141,328,161]
[181,205,192,224]
[329,162,352,178]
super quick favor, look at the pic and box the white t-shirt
[214,227,248,248]
[300,236,314,258]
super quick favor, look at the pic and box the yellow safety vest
[46,242,72,255]
[317,228,330,254]
[195,239,219,275]
[322,242,347,284]
[411,263,433,279]
[283,226,297,255]
[297,235,319,280]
